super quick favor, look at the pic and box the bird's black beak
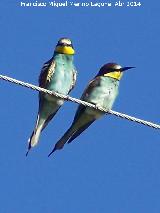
[120,67,135,72]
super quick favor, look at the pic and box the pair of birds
[26,38,134,157]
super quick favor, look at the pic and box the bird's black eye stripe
[107,68,121,73]
[65,43,72,46]
[57,43,72,47]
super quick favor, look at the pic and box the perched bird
[26,38,77,156]
[48,63,134,156]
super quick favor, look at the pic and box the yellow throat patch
[104,71,123,80]
[55,46,75,55]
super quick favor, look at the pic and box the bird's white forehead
[115,64,122,69]
[59,38,72,45]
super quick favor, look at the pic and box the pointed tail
[48,127,74,157]
[26,120,44,156]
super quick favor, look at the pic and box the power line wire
[0,74,160,130]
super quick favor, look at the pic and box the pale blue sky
[0,1,160,212]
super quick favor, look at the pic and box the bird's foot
[94,104,104,112]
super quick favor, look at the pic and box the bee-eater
[48,63,134,156]
[26,38,77,156]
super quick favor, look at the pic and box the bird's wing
[82,77,100,99]
[67,77,101,144]
[67,119,95,144]
[73,77,100,123]
[37,58,60,131]
[38,57,56,110]
[39,57,56,88]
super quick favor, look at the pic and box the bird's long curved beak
[120,67,135,72]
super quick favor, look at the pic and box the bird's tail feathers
[48,127,75,157]
[48,119,96,157]
[26,116,44,156]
